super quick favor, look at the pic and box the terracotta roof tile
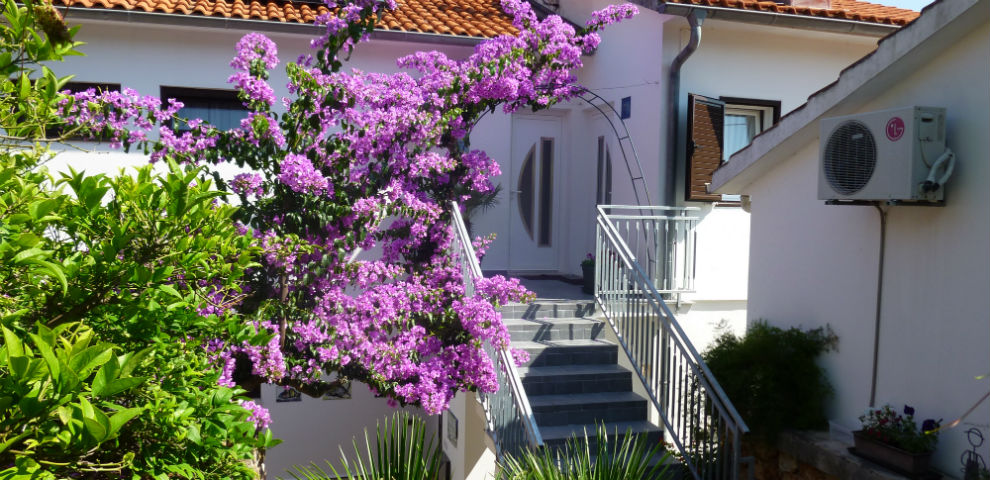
[57,0,518,38]
[664,0,920,26]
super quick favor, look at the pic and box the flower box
[853,430,932,477]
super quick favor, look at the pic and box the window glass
[161,87,247,131]
[723,112,758,161]
[538,138,553,247]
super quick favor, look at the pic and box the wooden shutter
[686,94,725,202]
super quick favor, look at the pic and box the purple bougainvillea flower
[903,405,915,416]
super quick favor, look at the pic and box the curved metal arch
[570,86,652,208]
[468,85,653,209]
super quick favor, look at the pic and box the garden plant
[1,0,638,477]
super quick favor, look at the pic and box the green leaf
[108,407,143,436]
[91,358,119,396]
[28,331,59,380]
[96,376,145,397]
[82,416,107,442]
[159,284,182,299]
[2,326,24,359]
[119,347,152,377]
[68,345,112,378]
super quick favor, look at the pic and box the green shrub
[703,321,837,441]
[496,425,672,480]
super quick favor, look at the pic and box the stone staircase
[501,299,663,451]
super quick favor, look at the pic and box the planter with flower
[854,404,942,476]
[581,253,595,294]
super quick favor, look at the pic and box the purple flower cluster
[56,0,636,418]
[240,400,272,430]
[278,154,330,196]
[231,173,264,198]
[57,87,182,149]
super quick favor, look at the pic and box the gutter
[655,3,899,38]
[62,7,486,47]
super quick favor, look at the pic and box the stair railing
[595,205,753,480]
[449,201,543,461]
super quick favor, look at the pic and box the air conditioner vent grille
[823,120,877,195]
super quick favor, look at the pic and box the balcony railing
[597,205,699,294]
[449,201,543,461]
[595,204,753,480]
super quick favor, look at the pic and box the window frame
[685,94,781,205]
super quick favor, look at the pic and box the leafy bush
[0,3,275,476]
[496,426,672,480]
[702,322,838,441]
[283,411,443,480]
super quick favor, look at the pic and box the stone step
[539,420,663,451]
[529,391,649,426]
[501,300,597,320]
[505,317,606,342]
[512,339,618,367]
[518,364,633,395]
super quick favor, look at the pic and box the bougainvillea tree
[59,0,637,421]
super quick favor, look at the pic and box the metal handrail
[449,201,543,460]
[595,205,752,480]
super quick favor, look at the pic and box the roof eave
[63,7,487,46]
[710,0,986,194]
[630,1,900,37]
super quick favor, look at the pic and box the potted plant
[854,404,941,477]
[581,253,595,294]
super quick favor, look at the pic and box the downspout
[663,9,706,208]
[662,10,704,304]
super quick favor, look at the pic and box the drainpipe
[663,9,705,208]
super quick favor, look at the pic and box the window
[686,94,780,202]
[596,136,613,205]
[160,86,247,131]
[516,137,555,247]
[49,82,121,140]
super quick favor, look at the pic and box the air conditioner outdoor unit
[818,106,954,202]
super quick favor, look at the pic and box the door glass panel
[538,138,554,247]
[517,144,536,241]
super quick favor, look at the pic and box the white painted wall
[739,21,990,474]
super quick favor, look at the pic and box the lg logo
[886,117,905,141]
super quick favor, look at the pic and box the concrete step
[529,391,649,426]
[505,317,606,342]
[539,420,663,451]
[518,364,633,395]
[501,300,597,320]
[512,339,618,367]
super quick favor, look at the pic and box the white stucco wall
[740,20,990,474]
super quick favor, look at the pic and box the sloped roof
[710,0,985,194]
[57,0,517,38]
[664,0,920,26]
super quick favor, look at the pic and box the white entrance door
[508,115,561,271]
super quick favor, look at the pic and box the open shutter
[686,94,725,202]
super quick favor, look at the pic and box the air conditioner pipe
[869,203,887,407]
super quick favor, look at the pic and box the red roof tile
[664,0,920,26]
[57,0,518,38]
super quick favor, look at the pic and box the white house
[47,0,925,477]
[711,0,989,474]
